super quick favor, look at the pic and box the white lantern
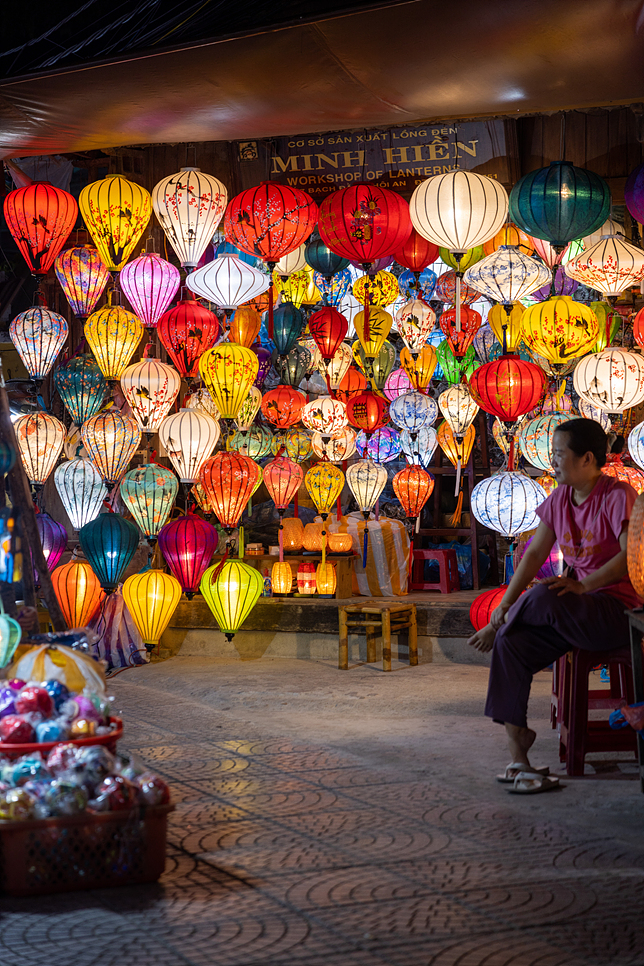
[275,245,307,277]
[159,409,220,482]
[518,413,570,472]
[401,426,438,468]
[581,217,624,251]
[301,397,348,436]
[10,307,68,380]
[234,387,262,432]
[395,299,436,354]
[629,421,644,471]
[81,410,142,485]
[151,167,228,269]
[438,385,479,439]
[14,412,65,484]
[471,471,544,537]
[346,459,387,513]
[183,388,221,421]
[573,349,644,413]
[410,171,508,254]
[311,428,357,462]
[463,246,550,304]
[120,360,181,433]
[389,392,438,436]
[54,457,107,529]
[319,343,353,390]
[567,234,644,298]
[186,254,268,310]
[577,398,611,431]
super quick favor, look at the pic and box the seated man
[468,418,641,794]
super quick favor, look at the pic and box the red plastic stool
[410,549,460,594]
[556,646,637,775]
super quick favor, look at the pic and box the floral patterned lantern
[187,254,269,309]
[79,175,151,272]
[261,385,306,429]
[234,386,262,432]
[383,368,414,401]
[14,413,65,485]
[336,367,368,404]
[602,456,644,494]
[438,385,480,439]
[54,246,110,319]
[389,392,437,438]
[10,307,68,380]
[567,233,644,298]
[55,458,107,530]
[273,267,322,308]
[305,463,345,518]
[401,425,438,468]
[158,514,218,598]
[578,397,612,430]
[81,410,141,486]
[229,424,273,460]
[395,299,436,354]
[120,360,181,433]
[573,349,644,414]
[473,324,498,364]
[120,253,180,328]
[398,267,437,301]
[4,182,77,278]
[400,345,437,391]
[356,427,402,462]
[518,413,570,472]
[200,344,259,420]
[119,464,178,537]
[159,410,220,483]
[284,428,313,462]
[471,472,544,537]
[157,299,221,378]
[347,459,387,514]
[463,246,550,307]
[346,391,390,434]
[84,304,144,381]
[184,388,221,421]
[353,271,399,307]
[311,428,357,462]
[199,452,262,533]
[435,271,478,306]
[393,466,434,525]
[54,355,108,426]
[321,343,354,391]
[301,397,348,437]
[469,357,546,423]
[152,167,228,268]
[263,457,303,511]
[318,185,412,271]
[273,344,311,388]
[439,305,482,357]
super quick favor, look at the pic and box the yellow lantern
[328,531,353,553]
[302,521,325,551]
[81,410,141,486]
[315,561,336,595]
[271,561,293,595]
[353,307,393,359]
[199,344,259,419]
[229,306,261,348]
[439,246,484,271]
[14,412,65,485]
[200,560,263,641]
[234,386,262,432]
[521,296,599,365]
[487,302,525,354]
[352,271,399,307]
[79,175,152,272]
[305,463,345,518]
[437,420,476,468]
[122,571,182,651]
[273,268,321,308]
[85,304,144,381]
[400,345,437,390]
[282,516,304,551]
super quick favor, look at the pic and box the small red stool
[410,549,460,594]
[556,646,637,776]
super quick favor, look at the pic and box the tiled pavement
[1,661,644,966]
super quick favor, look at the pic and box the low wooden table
[214,553,355,599]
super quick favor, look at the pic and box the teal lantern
[119,463,178,538]
[79,513,140,591]
[510,161,611,250]
[519,412,570,473]
[229,425,273,459]
[305,236,349,278]
[54,354,108,425]
[435,341,479,385]
[272,303,305,356]
[273,344,311,387]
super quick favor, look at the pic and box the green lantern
[229,425,273,459]
[435,341,478,385]
[54,354,108,425]
[119,464,178,538]
[200,560,263,641]
[79,513,140,592]
[439,246,484,272]
[352,340,396,390]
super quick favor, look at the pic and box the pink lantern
[529,237,571,270]
[263,457,303,510]
[158,514,218,599]
[384,367,414,401]
[120,253,181,328]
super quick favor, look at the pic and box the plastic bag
[88,588,148,673]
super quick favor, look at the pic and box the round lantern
[308,306,348,362]
[54,246,110,319]
[4,182,77,277]
[263,457,303,511]
[577,397,612,430]
[305,236,349,277]
[483,223,535,256]
[10,307,68,381]
[305,463,345,517]
[272,561,293,595]
[487,302,524,355]
[315,562,336,596]
[352,341,396,390]
[602,457,644,494]
[81,411,141,486]
[122,571,182,650]
[530,237,571,270]
[297,562,317,595]
[463,246,550,305]
[225,183,318,267]
[199,344,259,420]
[318,185,412,268]
[389,392,436,437]
[336,367,368,404]
[159,410,220,483]
[393,466,434,523]
[84,304,144,381]
[395,299,436,354]
[272,303,305,356]
[398,267,437,301]
[119,464,178,537]
[52,561,105,629]
[274,345,311,388]
[301,397,348,437]
[303,521,325,551]
[509,161,611,250]
[627,493,644,595]
[438,385,479,439]
[401,425,438,468]
[567,234,644,298]
[519,413,570,472]
[471,472,544,537]
[347,460,387,514]
[440,245,484,272]
[353,271,399,307]
[14,412,65,485]
[469,585,509,630]
[184,388,221,421]
[152,167,228,268]
[79,514,140,592]
[79,175,152,272]
[311,428,357,462]
[384,368,414,401]
[282,516,304,551]
[229,306,261,348]
[273,267,321,308]
[120,253,180,328]
[261,386,306,429]
[328,532,353,553]
[469,357,546,422]
[356,427,402,462]
[199,452,261,532]
[234,386,262,432]
[200,560,263,640]
[346,391,389,433]
[573,349,644,414]
[629,421,644,471]
[55,458,107,530]
[120,360,181,434]
[434,271,478,307]
[276,245,307,277]
[393,227,439,272]
[157,299,221,378]
[531,264,578,302]
[439,305,482,358]
[410,170,508,253]
[54,355,108,426]
[35,512,67,574]
[187,254,268,309]
[284,428,313,463]
[229,425,273,460]
[400,345,438,391]
[158,514,218,598]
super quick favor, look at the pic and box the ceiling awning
[2,0,644,157]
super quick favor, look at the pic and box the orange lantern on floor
[328,532,353,553]
[469,585,509,630]
[297,561,317,594]
[51,561,105,629]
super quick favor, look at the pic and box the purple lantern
[625,162,644,225]
[254,346,273,389]
[349,256,393,275]
[383,367,414,401]
[158,514,218,599]
[356,427,402,462]
[120,253,181,328]
[530,265,579,302]
[515,536,565,580]
[35,512,67,578]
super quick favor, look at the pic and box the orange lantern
[264,457,303,510]
[336,367,368,405]
[261,386,306,429]
[315,561,336,595]
[439,306,482,357]
[393,466,435,526]
[297,561,317,594]
[303,521,325,551]
[328,532,353,553]
[437,420,476,525]
[602,456,644,494]
[4,182,78,279]
[483,223,535,256]
[282,517,304,551]
[271,561,293,595]
[199,452,262,534]
[400,345,437,391]
[51,561,105,629]
[229,305,261,347]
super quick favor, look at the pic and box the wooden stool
[410,549,460,593]
[338,602,418,671]
[556,646,637,775]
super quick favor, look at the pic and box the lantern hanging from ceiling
[305,236,350,277]
[483,223,535,256]
[573,349,644,414]
[395,299,436,354]
[54,458,107,530]
[229,306,261,348]
[35,512,67,574]
[437,420,476,470]
[120,253,180,328]
[301,397,348,437]
[530,236,571,269]
[356,426,402,462]
[275,244,307,277]
[199,451,262,532]
[79,513,140,592]
[54,355,108,426]
[159,410,220,483]
[384,367,414,401]
[389,392,437,437]
[577,397,612,430]
[509,161,611,250]
[602,456,644,494]
[158,514,218,598]
[471,472,544,537]
[629,421,644,471]
[260,385,306,429]
[518,413,571,472]
[4,182,78,277]
[469,357,546,422]
[531,264,578,302]
[398,267,437,302]
[336,367,367,405]
[592,301,621,353]
[224,182,318,267]
[284,428,313,463]
[81,410,141,486]
[122,571,182,650]
[187,254,269,309]
[440,245,485,272]
[346,390,390,433]
[14,412,65,485]
[463,246,550,305]
[84,304,144,381]
[352,339,396,389]
[305,463,345,517]
[200,560,263,641]
[152,167,228,268]
[199,344,259,420]
[436,340,478,385]
[54,246,110,319]
[434,271,478,306]
[79,175,152,272]
[272,303,305,356]
[318,185,412,269]
[438,385,480,439]
[52,561,105,629]
[349,255,392,274]
[321,343,354,391]
[473,324,499,364]
[400,346,437,391]
[119,463,178,537]
[439,305,482,357]
[273,267,321,308]
[229,425,273,460]
[308,306,348,362]
[184,388,221,421]
[120,360,181,433]
[566,234,644,298]
[234,386,262,432]
[313,268,352,307]
[347,460,387,515]
[520,296,599,366]
[10,307,68,380]
[311,428,357,462]
[393,466,435,523]
[487,302,524,355]
[263,457,303,514]
[157,299,221,378]
[409,170,508,253]
[273,344,311,388]
[393,226,439,272]
[353,271,399,307]
[401,425,438,468]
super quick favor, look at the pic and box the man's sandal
[496,762,550,783]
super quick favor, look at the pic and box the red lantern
[346,391,389,433]
[393,466,435,519]
[634,306,644,349]
[158,514,218,599]
[469,357,546,422]
[336,368,368,405]
[263,457,303,509]
[199,452,261,533]
[261,386,306,429]
[318,185,412,269]
[157,299,221,377]
[470,586,509,631]
[308,306,348,362]
[440,306,482,358]
[297,561,317,594]
[224,183,318,267]
[393,228,439,272]
[435,271,478,306]
[4,182,78,278]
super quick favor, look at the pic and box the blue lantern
[356,427,402,462]
[305,237,349,277]
[79,513,140,591]
[215,241,261,269]
[473,324,499,364]
[0,441,16,477]
[400,426,438,468]
[398,268,437,301]
[54,354,108,425]
[313,268,352,307]
[471,471,544,538]
[272,303,304,356]
[488,342,532,363]
[389,392,437,436]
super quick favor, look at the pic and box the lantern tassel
[210,546,229,584]
[375,498,380,522]
[362,523,369,569]
[336,494,341,521]
[508,436,515,472]
[449,489,464,527]
[268,277,274,340]
[454,455,461,497]
[325,368,334,398]
[238,526,244,559]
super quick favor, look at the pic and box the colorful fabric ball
[15,686,54,718]
[136,772,170,805]
[35,720,68,744]
[0,715,36,744]
[46,743,79,775]
[0,688,16,718]
[90,775,137,812]
[44,779,88,817]
[43,679,70,712]
[4,755,51,786]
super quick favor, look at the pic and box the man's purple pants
[484,583,631,729]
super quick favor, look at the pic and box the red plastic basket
[0,717,123,761]
[0,803,174,895]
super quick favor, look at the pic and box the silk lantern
[308,306,348,362]
[120,360,181,432]
[184,387,221,421]
[301,397,348,436]
[469,357,546,423]
[353,271,399,307]
[119,464,178,537]
[79,175,152,271]
[321,342,354,391]
[384,368,414,401]
[519,413,570,472]
[463,246,550,307]
[483,223,534,256]
[158,514,218,598]
[346,391,389,433]
[229,425,273,460]
[81,410,141,487]
[436,341,477,385]
[263,457,303,511]
[273,267,321,307]
[487,302,524,355]
[470,585,510,630]
[592,301,621,353]
[199,452,261,533]
[4,182,77,278]
[520,296,600,365]
[471,472,544,537]
[54,246,110,318]
[276,244,307,278]
[157,299,221,378]
[318,185,412,269]
[152,167,228,268]
[285,428,313,462]
[353,307,393,362]
[435,271,478,306]
[602,456,644,494]
[229,306,261,348]
[52,561,105,629]
[84,304,144,381]
[440,246,484,272]
[389,392,437,438]
[567,234,644,298]
[438,385,479,439]
[401,425,438,468]
[311,428,357,462]
[395,299,436,354]
[400,345,437,391]
[120,253,180,328]
[352,340,396,390]
[10,307,68,381]
[531,264,578,301]
[347,460,387,563]
[159,410,220,483]
[272,303,305,356]
[577,397,612,430]
[54,355,108,425]
[186,254,268,309]
[234,386,262,432]
[439,305,482,357]
[629,421,644,471]
[573,349,644,413]
[55,458,107,530]
[356,426,402,462]
[274,345,311,388]
[410,170,508,254]
[79,514,140,591]
[336,367,367,404]
[199,344,259,420]
[393,465,434,528]
[473,324,499,364]
[398,267,437,301]
[14,413,65,485]
[627,494,644,596]
[437,420,476,522]
[225,183,318,266]
[122,571,182,650]
[393,226,439,272]
[305,463,345,518]
[305,236,350,277]
[530,236,571,269]
[35,512,67,574]
[261,386,306,429]
[200,560,263,641]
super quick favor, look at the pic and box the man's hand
[542,575,586,597]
